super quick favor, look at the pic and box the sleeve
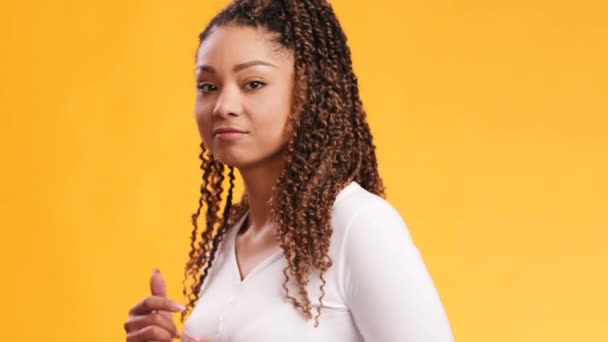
[342,198,454,342]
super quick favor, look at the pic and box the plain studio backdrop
[1,0,606,341]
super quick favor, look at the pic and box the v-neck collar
[230,213,283,284]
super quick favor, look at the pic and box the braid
[183,0,384,326]
[181,145,243,321]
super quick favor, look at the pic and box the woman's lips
[213,127,248,140]
[215,132,246,140]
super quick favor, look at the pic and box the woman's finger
[126,324,173,342]
[123,312,179,337]
[129,295,186,316]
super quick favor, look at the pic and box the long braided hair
[182,0,384,326]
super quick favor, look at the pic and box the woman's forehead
[196,24,292,67]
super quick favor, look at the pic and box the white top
[183,181,453,342]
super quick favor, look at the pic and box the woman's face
[194,24,295,169]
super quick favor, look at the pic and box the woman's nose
[213,86,242,118]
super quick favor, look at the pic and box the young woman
[125,0,453,341]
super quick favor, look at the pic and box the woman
[124,0,453,341]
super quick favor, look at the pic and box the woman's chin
[211,148,284,170]
[212,153,248,168]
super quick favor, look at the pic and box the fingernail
[152,267,160,274]
[173,303,186,311]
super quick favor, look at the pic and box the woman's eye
[244,81,266,90]
[197,83,217,93]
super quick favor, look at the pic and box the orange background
[1,0,607,341]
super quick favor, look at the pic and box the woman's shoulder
[333,181,406,226]
[331,181,412,248]
[329,182,415,300]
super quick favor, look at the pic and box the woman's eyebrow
[195,60,278,73]
[234,60,278,72]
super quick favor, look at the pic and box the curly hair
[181,0,385,326]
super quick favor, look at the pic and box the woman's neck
[238,155,285,234]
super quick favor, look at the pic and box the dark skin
[125,24,294,342]
[124,269,187,341]
[194,25,295,282]
[124,269,210,342]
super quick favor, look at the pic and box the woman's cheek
[200,123,214,149]
[194,112,213,147]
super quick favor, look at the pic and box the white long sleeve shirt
[183,181,453,342]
